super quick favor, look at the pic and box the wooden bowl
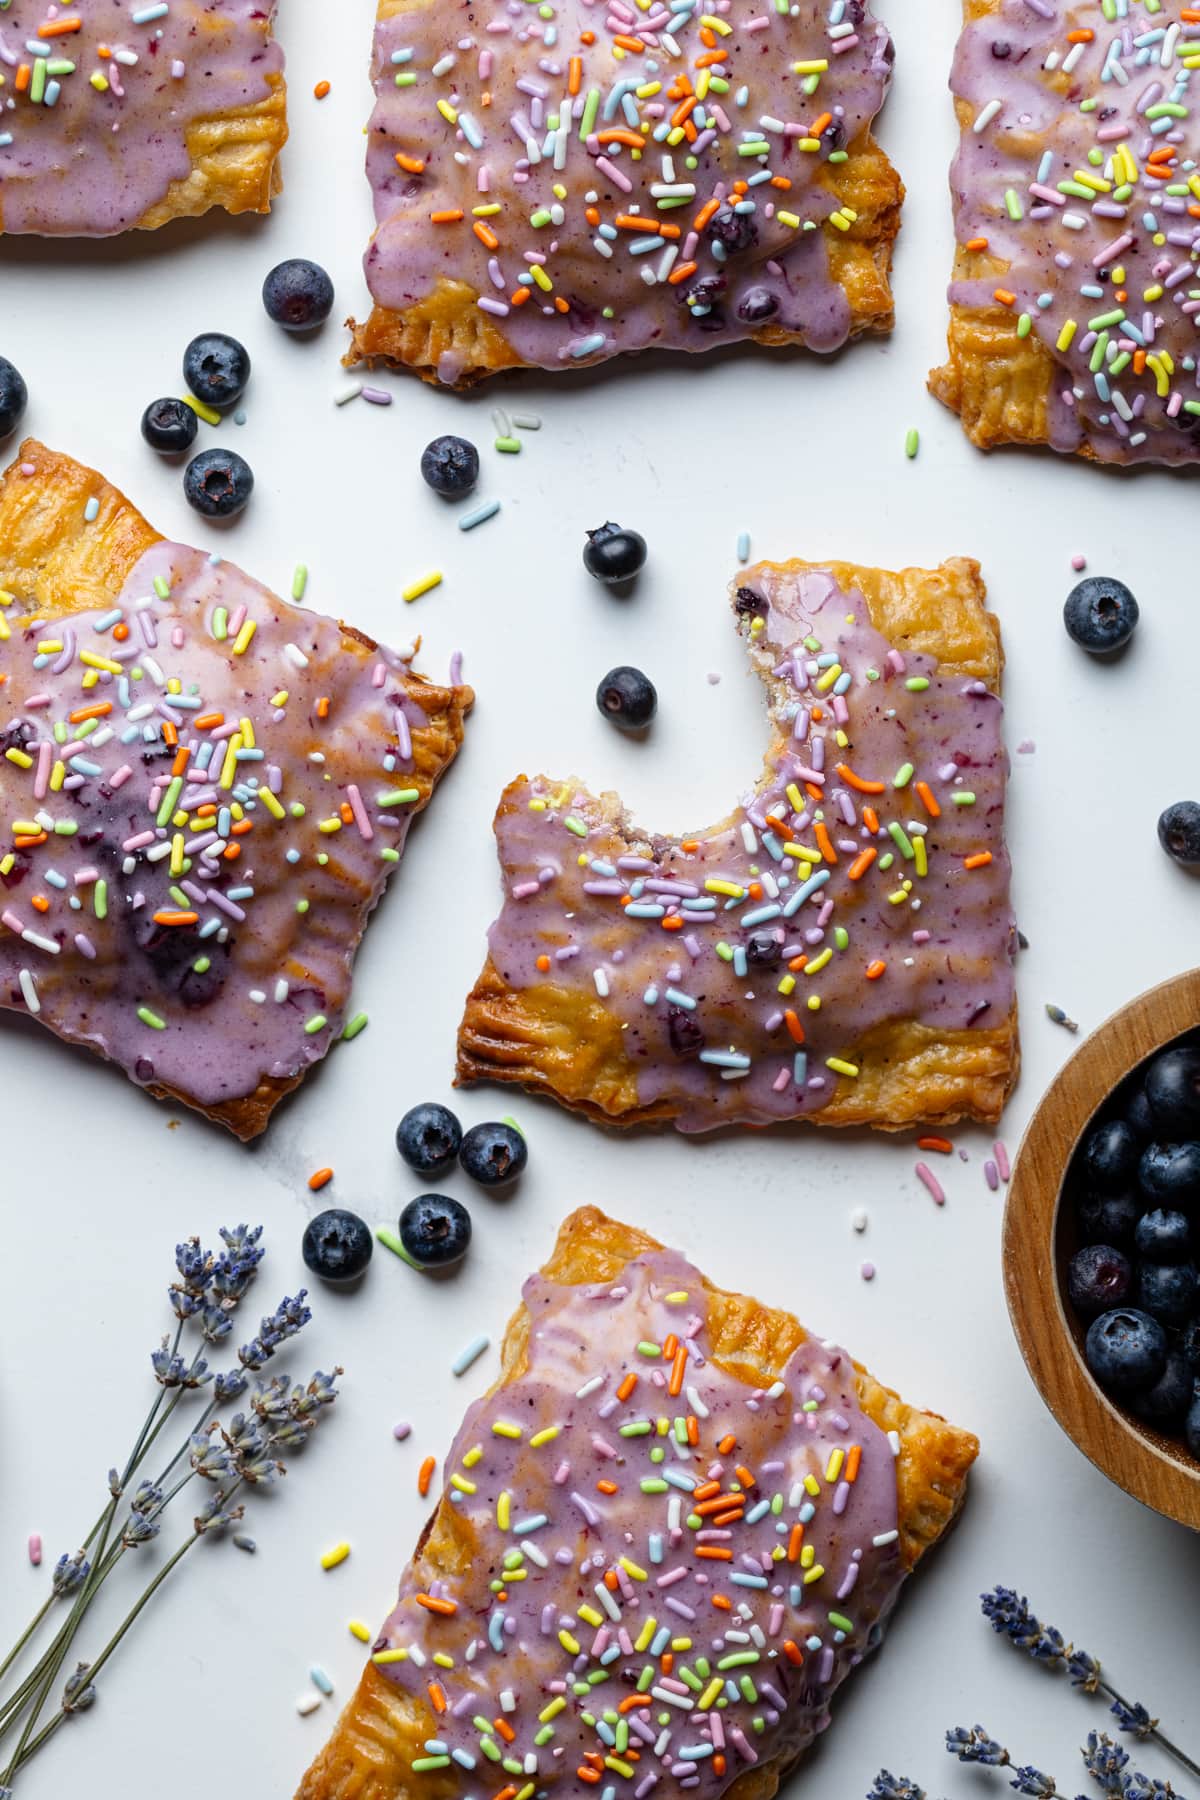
[1004,968,1200,1531]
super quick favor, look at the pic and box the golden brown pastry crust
[928,0,1083,456]
[295,1205,979,1800]
[345,0,903,385]
[0,443,471,1140]
[457,556,1019,1132]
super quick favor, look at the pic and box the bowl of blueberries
[1004,969,1200,1530]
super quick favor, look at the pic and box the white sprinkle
[334,382,364,407]
[295,1693,322,1717]
[873,1529,900,1548]
[451,1335,490,1377]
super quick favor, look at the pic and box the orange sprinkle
[604,1570,620,1591]
[616,1371,638,1402]
[615,213,662,233]
[694,1494,740,1517]
[112,621,129,641]
[596,1478,619,1495]
[418,1594,458,1618]
[810,111,832,136]
[862,805,880,834]
[1066,26,1095,38]
[783,1640,805,1667]
[735,1464,755,1489]
[14,834,47,849]
[694,48,728,66]
[171,747,190,777]
[430,208,465,224]
[618,1695,651,1713]
[576,1772,602,1788]
[686,1415,699,1446]
[717,1433,736,1455]
[15,64,31,94]
[613,32,645,50]
[30,894,49,914]
[783,1009,805,1046]
[418,1456,435,1497]
[788,955,808,974]
[917,1136,953,1155]
[964,851,993,870]
[230,818,253,837]
[787,1523,805,1561]
[474,221,500,250]
[845,1444,862,1483]
[835,762,885,795]
[813,820,838,865]
[668,1344,687,1398]
[493,1717,516,1743]
[693,196,721,233]
[711,1507,744,1528]
[511,287,531,306]
[711,1594,732,1611]
[804,782,822,803]
[162,721,179,749]
[965,234,989,251]
[847,847,877,881]
[713,1755,727,1778]
[308,1167,334,1191]
[696,1546,733,1562]
[595,128,646,148]
[662,1333,679,1359]
[660,1653,674,1676]
[396,153,426,174]
[671,95,698,126]
[993,288,1016,307]
[68,702,112,724]
[769,175,793,191]
[865,960,887,981]
[660,915,684,932]
[151,910,199,927]
[914,780,941,818]
[680,840,700,853]
[585,205,601,226]
[194,712,225,730]
[693,1480,722,1501]
[313,79,331,99]
[535,953,551,974]
[38,15,82,35]
[568,55,582,94]
[667,260,699,286]
[580,29,596,42]
[425,1680,447,1713]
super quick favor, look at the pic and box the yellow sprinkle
[433,1652,454,1669]
[218,735,242,790]
[1072,169,1111,193]
[320,1541,351,1571]
[783,841,821,863]
[777,974,796,997]
[786,783,805,813]
[801,1542,815,1568]
[914,836,928,878]
[270,690,289,707]
[558,1629,581,1656]
[0,612,9,642]
[79,651,121,674]
[664,1291,689,1304]
[578,1605,605,1628]
[90,71,109,91]
[530,265,553,293]
[1056,320,1078,353]
[539,1697,566,1723]
[259,788,286,821]
[170,833,185,878]
[803,1564,826,1585]
[436,97,459,124]
[698,1678,724,1710]
[449,1473,476,1495]
[620,1557,648,1582]
[777,210,802,227]
[704,879,745,898]
[792,58,828,72]
[826,1448,845,1483]
[671,1637,692,1651]
[828,211,851,231]
[371,1648,408,1665]
[318,817,343,835]
[497,1491,512,1531]
[49,762,65,792]
[239,714,255,749]
[635,1617,658,1653]
[699,12,732,32]
[463,1445,483,1468]
[183,393,221,426]
[402,570,443,604]
[348,1620,372,1643]
[5,750,32,770]
[826,1057,860,1078]
[529,1426,559,1448]
[804,1474,821,1497]
[807,995,821,1012]
[231,620,257,657]
[492,1421,523,1440]
[805,948,832,976]
[604,1760,635,1780]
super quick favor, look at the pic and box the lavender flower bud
[107,1468,121,1498]
[121,1514,161,1548]
[1010,1769,1056,1796]
[867,1776,927,1800]
[250,1375,292,1426]
[130,1481,162,1517]
[268,1419,313,1454]
[174,1237,213,1295]
[1068,1647,1102,1692]
[290,1368,343,1418]
[61,1663,96,1713]
[188,1429,236,1483]
[193,1495,245,1535]
[947,1726,1010,1767]
[213,1368,249,1405]
[52,1551,91,1595]
[169,1287,204,1322]
[200,1303,234,1345]
[219,1223,264,1264]
[1081,1732,1128,1793]
[237,1452,285,1486]
[1111,1700,1158,1742]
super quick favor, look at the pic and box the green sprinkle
[637,1340,661,1358]
[494,436,522,454]
[137,1005,166,1030]
[828,1612,854,1634]
[716,1651,760,1671]
[342,1011,369,1040]
[212,606,228,641]
[94,879,108,920]
[377,788,420,808]
[412,1759,450,1773]
[1017,312,1032,339]
[1003,187,1023,220]
[640,1479,669,1494]
[904,676,929,692]
[192,956,211,975]
[904,428,919,459]
[951,791,976,806]
[892,762,914,789]
[296,898,310,913]
[304,1014,328,1035]
[377,1226,422,1269]
[153,575,171,600]
[564,816,587,838]
[380,846,400,862]
[888,822,915,860]
[620,1421,653,1437]
[833,926,849,950]
[292,564,309,601]
[715,941,734,962]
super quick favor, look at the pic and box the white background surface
[2,4,1199,1797]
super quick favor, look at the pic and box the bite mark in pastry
[0,442,472,1139]
[349,0,902,385]
[0,1,286,237]
[458,558,1018,1133]
[296,1205,979,1800]
[931,0,1200,466]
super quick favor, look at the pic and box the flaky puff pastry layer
[0,444,471,1139]
[458,557,1019,1133]
[296,1205,979,1800]
[347,0,903,385]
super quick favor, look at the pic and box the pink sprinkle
[345,783,374,841]
[994,1139,1011,1182]
[984,1159,1000,1192]
[392,1421,411,1441]
[860,1261,876,1282]
[1071,554,1087,572]
[28,1534,42,1566]
[361,387,393,406]
[915,1161,946,1207]
[19,462,36,477]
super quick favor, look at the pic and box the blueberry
[708,206,757,254]
[1084,1308,1168,1394]
[736,287,779,324]
[302,1208,373,1284]
[398,1193,472,1267]
[667,1004,704,1058]
[1138,1140,1200,1207]
[1132,1351,1194,1426]
[183,332,251,409]
[1123,1084,1156,1142]
[459,1121,527,1187]
[1078,1191,1141,1245]
[420,435,479,498]
[0,357,29,440]
[1134,1209,1192,1264]
[1082,1118,1139,1193]
[183,448,254,519]
[1158,802,1200,868]
[1180,1321,1200,1374]
[1137,1260,1198,1327]
[262,258,335,332]
[141,396,199,456]
[1067,1244,1132,1318]
[583,522,647,585]
[596,666,657,732]
[1145,1045,1200,1133]
[1063,576,1138,653]
[1185,1389,1200,1459]
[395,1102,462,1176]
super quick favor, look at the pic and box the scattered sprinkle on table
[310,1665,334,1696]
[334,382,364,407]
[737,531,751,564]
[296,1693,322,1718]
[392,1420,412,1441]
[292,564,309,602]
[458,499,501,531]
[314,80,331,100]
[361,386,393,407]
[348,1619,372,1643]
[308,1167,333,1192]
[320,1541,351,1572]
[418,1455,436,1498]
[905,428,920,459]
[1045,1003,1079,1033]
[451,1333,491,1377]
[915,1161,946,1207]
[851,1209,868,1234]
[1071,554,1087,573]
[994,1140,1011,1183]
[27,1534,42,1567]
[402,570,443,604]
[917,1135,954,1155]
[860,1261,876,1282]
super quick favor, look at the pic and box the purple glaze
[376,1247,904,1794]
[949,0,1200,465]
[480,563,1014,1132]
[0,1,281,236]
[363,0,894,381]
[0,525,462,1120]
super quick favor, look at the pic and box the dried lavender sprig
[867,1776,928,1800]
[980,1590,1200,1785]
